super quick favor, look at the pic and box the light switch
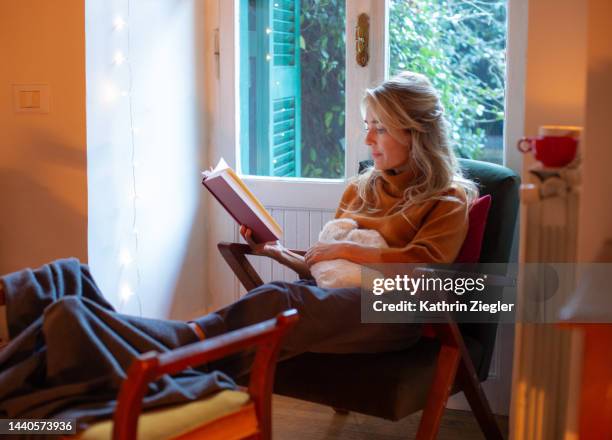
[13,84,50,113]
[19,90,41,109]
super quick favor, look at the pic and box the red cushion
[455,195,492,263]
[422,195,492,339]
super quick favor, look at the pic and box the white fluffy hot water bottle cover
[310,218,388,289]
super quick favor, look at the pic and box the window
[388,0,508,164]
[238,0,346,178]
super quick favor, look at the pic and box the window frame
[214,0,525,209]
[503,0,528,173]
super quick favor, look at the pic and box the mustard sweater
[335,169,469,264]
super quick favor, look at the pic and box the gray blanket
[0,258,235,431]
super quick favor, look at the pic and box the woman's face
[364,108,412,171]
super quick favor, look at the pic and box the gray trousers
[3,259,421,390]
[195,280,421,358]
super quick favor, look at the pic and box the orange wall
[578,0,612,260]
[523,0,588,136]
[0,0,87,274]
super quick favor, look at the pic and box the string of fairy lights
[105,5,142,314]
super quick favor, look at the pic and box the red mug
[517,136,578,168]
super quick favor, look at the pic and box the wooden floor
[272,395,509,440]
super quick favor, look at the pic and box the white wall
[86,0,210,319]
[0,0,87,274]
[577,0,612,261]
[203,0,236,312]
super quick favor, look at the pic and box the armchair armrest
[218,242,306,257]
[217,242,306,291]
[113,309,299,440]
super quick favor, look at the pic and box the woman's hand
[240,226,284,260]
[240,225,312,279]
[305,241,382,267]
[304,242,349,267]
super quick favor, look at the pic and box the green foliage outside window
[389,0,507,160]
[299,0,507,178]
[300,0,346,178]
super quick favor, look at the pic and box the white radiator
[511,170,582,440]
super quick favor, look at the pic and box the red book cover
[202,173,281,244]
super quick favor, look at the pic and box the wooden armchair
[218,159,520,439]
[76,309,298,440]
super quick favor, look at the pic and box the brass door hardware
[355,13,369,67]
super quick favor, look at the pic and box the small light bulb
[266,54,272,61]
[119,249,133,265]
[265,27,272,34]
[113,51,126,65]
[102,82,119,103]
[113,17,127,31]
[120,283,134,302]
[127,189,139,202]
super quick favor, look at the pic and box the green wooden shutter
[269,0,301,177]
[239,0,301,177]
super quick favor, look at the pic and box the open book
[202,158,283,244]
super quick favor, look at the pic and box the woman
[192,70,477,354]
[0,71,477,423]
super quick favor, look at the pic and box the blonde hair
[350,71,478,213]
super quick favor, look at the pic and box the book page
[202,158,283,239]
[201,157,230,179]
[221,172,283,238]
[225,169,282,235]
